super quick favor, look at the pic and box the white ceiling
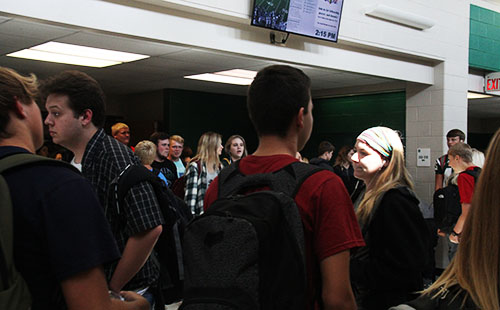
[469,95,500,119]
[0,16,395,97]
[1,15,499,120]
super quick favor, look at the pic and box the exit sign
[485,72,500,94]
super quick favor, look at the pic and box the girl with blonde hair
[391,128,500,310]
[349,126,430,310]
[184,132,223,215]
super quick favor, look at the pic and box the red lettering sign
[487,78,500,91]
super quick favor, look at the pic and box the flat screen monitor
[251,0,344,43]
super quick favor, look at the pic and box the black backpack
[433,167,481,234]
[180,161,322,310]
[110,164,193,306]
[0,153,79,310]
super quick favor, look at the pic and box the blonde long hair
[423,128,500,309]
[191,132,222,169]
[355,127,414,225]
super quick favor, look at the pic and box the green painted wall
[470,5,500,71]
[304,91,406,159]
[163,89,259,154]
[163,89,406,159]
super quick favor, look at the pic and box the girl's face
[347,149,355,163]
[351,140,386,184]
[217,140,223,156]
[229,138,245,159]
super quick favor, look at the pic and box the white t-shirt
[70,158,82,171]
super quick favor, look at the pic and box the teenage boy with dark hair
[0,66,148,309]
[149,131,177,186]
[41,70,163,307]
[435,129,466,191]
[310,140,335,172]
[203,65,364,309]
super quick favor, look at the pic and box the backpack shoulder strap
[0,172,14,290]
[272,162,324,197]
[461,167,481,181]
[114,164,160,205]
[196,160,202,178]
[217,160,243,198]
[0,153,79,174]
[0,153,75,297]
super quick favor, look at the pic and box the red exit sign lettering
[485,73,500,94]
[486,78,500,91]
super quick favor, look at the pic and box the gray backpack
[0,153,77,310]
[181,161,323,310]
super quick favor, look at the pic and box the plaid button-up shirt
[81,128,163,290]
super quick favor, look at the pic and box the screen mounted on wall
[251,0,344,43]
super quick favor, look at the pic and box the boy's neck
[252,135,297,157]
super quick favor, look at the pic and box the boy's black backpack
[433,167,481,234]
[110,164,193,306]
[0,153,79,310]
[180,161,323,310]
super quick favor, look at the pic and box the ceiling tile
[57,32,188,56]
[0,19,76,40]
[163,49,266,71]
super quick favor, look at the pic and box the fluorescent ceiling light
[185,73,253,85]
[184,69,257,85]
[7,42,149,68]
[216,69,257,79]
[8,49,121,67]
[468,92,493,99]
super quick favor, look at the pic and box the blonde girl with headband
[349,126,430,310]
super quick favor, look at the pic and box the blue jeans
[142,289,155,310]
[447,237,458,262]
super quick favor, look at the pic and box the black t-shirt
[152,159,178,186]
[1,146,120,309]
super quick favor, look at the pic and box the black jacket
[309,157,334,172]
[351,187,431,310]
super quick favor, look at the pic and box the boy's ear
[296,107,305,128]
[13,98,27,119]
[80,109,93,126]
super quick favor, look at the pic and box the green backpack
[0,153,77,310]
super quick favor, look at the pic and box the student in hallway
[184,132,223,215]
[0,66,148,309]
[438,142,481,260]
[41,70,163,308]
[391,127,500,310]
[168,135,185,178]
[349,126,430,310]
[204,65,364,309]
[434,129,465,191]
